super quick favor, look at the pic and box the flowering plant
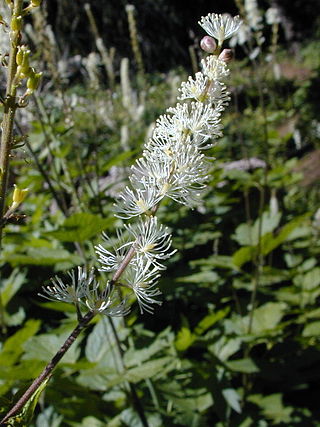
[40,13,242,316]
[1,12,242,425]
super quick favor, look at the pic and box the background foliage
[1,0,320,426]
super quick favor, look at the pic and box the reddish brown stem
[0,311,95,425]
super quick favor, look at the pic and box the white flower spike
[41,12,242,316]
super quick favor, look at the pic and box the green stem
[0,0,24,248]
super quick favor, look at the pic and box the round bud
[200,36,217,53]
[218,49,233,63]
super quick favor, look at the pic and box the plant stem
[0,310,95,425]
[0,0,24,248]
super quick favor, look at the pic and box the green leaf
[86,317,114,363]
[248,393,293,423]
[232,246,255,268]
[6,377,50,426]
[246,302,287,335]
[1,269,26,307]
[0,320,40,367]
[124,327,173,367]
[302,268,320,290]
[0,361,44,392]
[302,321,320,337]
[107,357,174,387]
[178,270,219,284]
[46,213,115,242]
[209,337,242,361]
[23,332,80,364]
[175,327,196,351]
[232,211,282,246]
[86,317,128,364]
[232,222,253,246]
[194,308,230,335]
[261,214,310,255]
[222,388,242,413]
[36,301,76,313]
[226,358,259,373]
[120,408,162,427]
[72,416,106,427]
[190,255,236,270]
[4,247,82,268]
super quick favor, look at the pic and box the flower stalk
[0,0,24,248]
[0,0,41,248]
[0,311,95,425]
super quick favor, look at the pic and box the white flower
[245,0,262,30]
[124,216,176,268]
[198,13,242,46]
[95,229,133,273]
[39,266,93,304]
[165,102,223,146]
[266,7,281,25]
[130,154,173,193]
[114,184,163,219]
[122,259,162,314]
[178,72,209,102]
[132,141,210,208]
[84,282,130,317]
[201,55,230,81]
[39,267,130,317]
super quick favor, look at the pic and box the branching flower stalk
[0,13,241,425]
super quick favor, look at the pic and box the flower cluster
[40,13,242,317]
[95,217,176,313]
[39,267,129,317]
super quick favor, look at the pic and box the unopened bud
[16,48,24,66]
[27,70,42,92]
[200,36,217,53]
[31,0,41,6]
[11,16,22,32]
[12,185,28,209]
[218,49,233,63]
[16,45,29,66]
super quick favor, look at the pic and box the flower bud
[16,45,29,67]
[11,16,22,32]
[12,185,28,209]
[218,49,233,63]
[200,36,217,53]
[16,47,24,66]
[27,71,42,92]
[31,0,42,6]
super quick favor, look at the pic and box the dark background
[45,0,320,72]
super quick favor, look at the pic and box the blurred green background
[1,0,320,426]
